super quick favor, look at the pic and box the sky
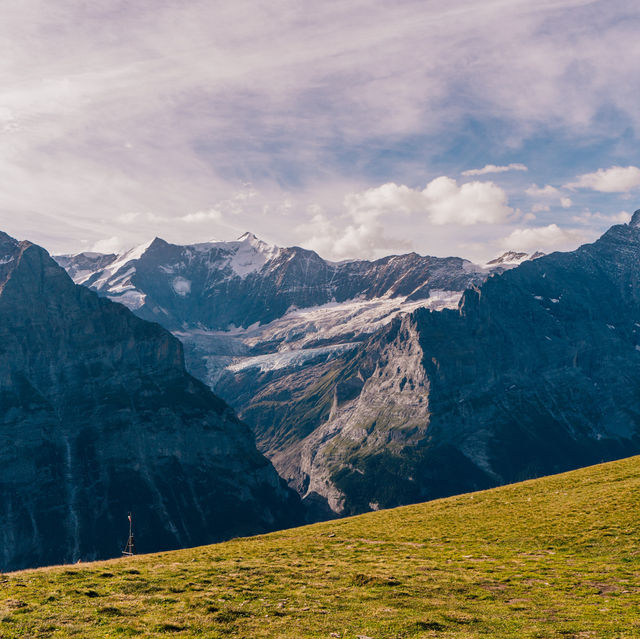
[0,0,639,262]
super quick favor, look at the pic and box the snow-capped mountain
[56,232,280,313]
[56,233,492,329]
[56,234,498,389]
[486,250,545,267]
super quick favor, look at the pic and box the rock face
[0,232,301,572]
[246,216,640,514]
[224,314,495,516]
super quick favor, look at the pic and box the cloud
[116,212,141,225]
[525,184,560,198]
[297,207,411,260]
[423,177,514,225]
[531,203,550,213]
[462,163,527,176]
[91,236,126,254]
[344,183,422,218]
[571,210,632,225]
[180,209,223,223]
[500,224,585,253]
[526,186,572,210]
[560,197,572,208]
[566,166,640,193]
[297,176,515,259]
[342,178,515,226]
[1,1,638,261]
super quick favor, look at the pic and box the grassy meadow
[1,456,639,638]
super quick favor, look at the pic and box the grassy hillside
[1,456,639,638]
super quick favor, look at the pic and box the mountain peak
[629,209,640,228]
[486,250,545,268]
[236,232,277,251]
[0,230,18,251]
[487,250,529,265]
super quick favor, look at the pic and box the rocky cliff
[222,215,640,515]
[0,232,301,571]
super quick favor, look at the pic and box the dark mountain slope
[247,215,640,514]
[0,232,301,572]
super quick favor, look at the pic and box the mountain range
[57,232,559,515]
[5,205,640,570]
[265,214,640,513]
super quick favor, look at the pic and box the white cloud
[531,203,550,213]
[180,209,222,224]
[116,212,141,224]
[297,207,410,260]
[560,197,572,208]
[500,224,585,253]
[525,184,560,198]
[343,178,515,226]
[1,0,638,260]
[297,176,514,259]
[423,177,515,225]
[344,183,422,219]
[566,166,640,193]
[462,163,527,176]
[571,210,631,225]
[91,236,125,254]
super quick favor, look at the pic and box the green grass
[2,456,639,638]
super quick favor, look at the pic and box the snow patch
[177,291,463,388]
[113,289,147,309]
[172,277,191,296]
[227,343,357,373]
[228,234,280,278]
[70,269,96,284]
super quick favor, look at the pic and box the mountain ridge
[56,234,497,330]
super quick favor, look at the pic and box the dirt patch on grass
[351,573,401,587]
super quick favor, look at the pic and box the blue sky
[0,0,639,261]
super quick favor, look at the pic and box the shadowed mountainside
[0,232,302,572]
